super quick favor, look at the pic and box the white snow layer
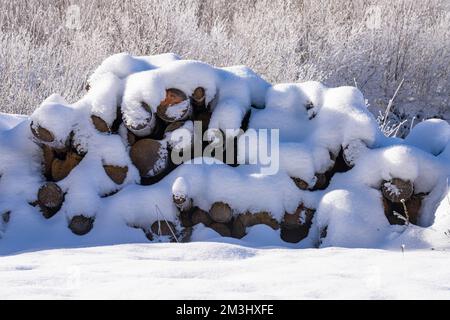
[1,53,450,255]
[1,243,449,299]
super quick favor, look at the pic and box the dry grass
[0,0,449,121]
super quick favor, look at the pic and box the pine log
[381,178,413,203]
[209,222,231,237]
[51,151,83,181]
[129,139,168,177]
[291,177,309,190]
[150,220,176,236]
[68,215,94,235]
[209,202,233,223]
[191,87,206,112]
[41,144,55,179]
[191,208,212,226]
[103,165,128,185]
[30,122,54,143]
[231,211,279,239]
[157,88,191,122]
[123,102,155,137]
[179,211,193,228]
[37,182,64,219]
[313,173,328,190]
[280,205,315,243]
[91,115,110,133]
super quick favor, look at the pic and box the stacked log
[68,215,94,235]
[280,204,315,243]
[37,182,64,219]
[129,139,169,179]
[380,178,423,225]
[103,165,128,185]
[231,211,279,239]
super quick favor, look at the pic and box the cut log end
[103,165,128,185]
[30,122,54,143]
[91,115,110,133]
[209,202,233,223]
[191,208,212,226]
[150,220,176,237]
[280,205,315,243]
[69,215,94,235]
[381,178,413,203]
[37,182,64,219]
[291,177,309,190]
[129,139,168,178]
[51,151,83,181]
[157,88,191,122]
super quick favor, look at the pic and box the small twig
[382,78,405,127]
[400,198,410,225]
[155,205,179,243]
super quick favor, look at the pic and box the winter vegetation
[1,1,450,300]
[1,0,449,134]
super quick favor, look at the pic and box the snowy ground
[1,242,449,300]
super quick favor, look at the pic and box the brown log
[343,140,367,168]
[209,222,231,237]
[41,144,55,179]
[405,194,423,225]
[127,130,137,146]
[291,177,309,190]
[51,151,83,181]
[180,226,193,242]
[123,102,155,136]
[37,182,64,219]
[179,211,193,228]
[209,202,233,223]
[191,208,212,226]
[280,205,315,243]
[150,220,175,236]
[381,178,413,203]
[68,215,94,235]
[103,165,128,184]
[91,115,110,133]
[231,211,279,239]
[231,217,246,239]
[30,122,54,143]
[129,139,168,177]
[191,87,206,112]
[157,88,191,122]
[164,121,185,134]
[313,173,328,190]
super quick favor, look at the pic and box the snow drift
[0,53,449,254]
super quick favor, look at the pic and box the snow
[0,242,449,299]
[1,53,450,262]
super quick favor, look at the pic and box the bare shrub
[0,0,448,121]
